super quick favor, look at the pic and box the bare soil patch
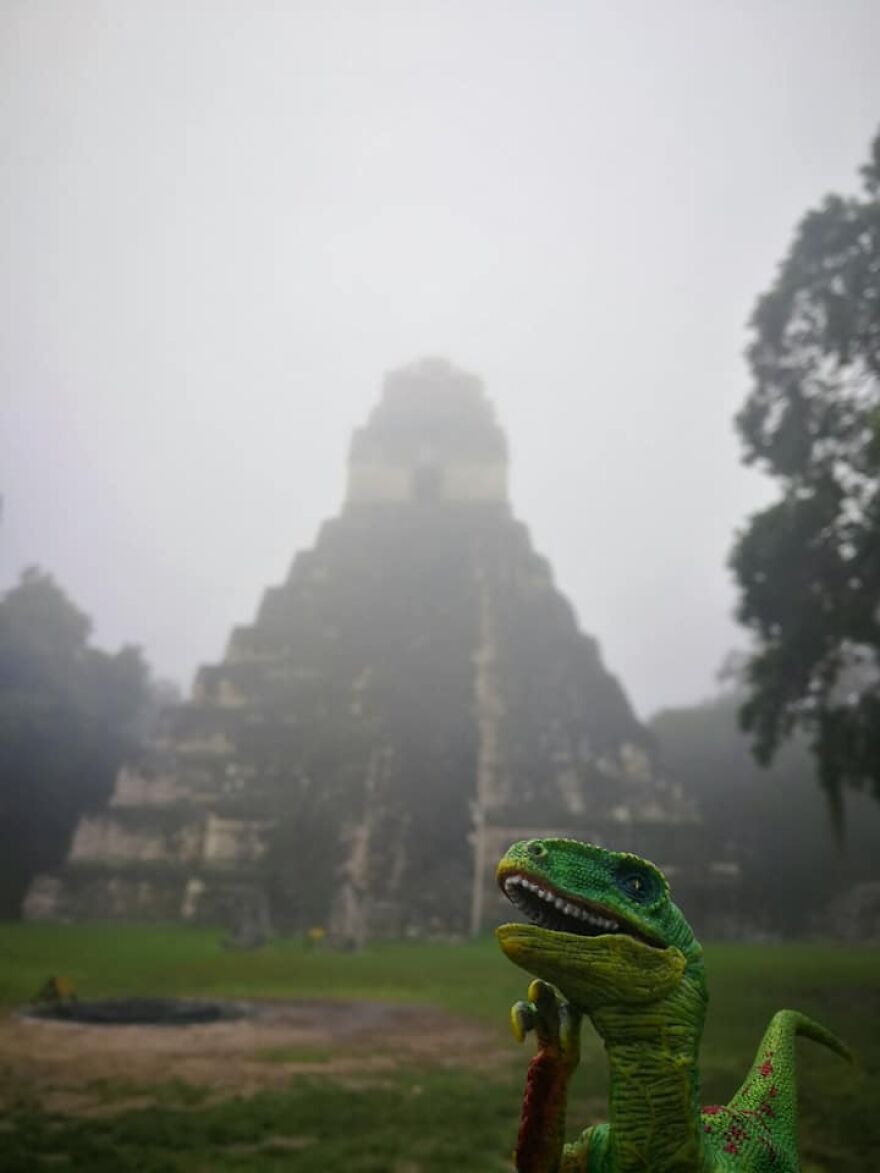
[0,1000,504,1115]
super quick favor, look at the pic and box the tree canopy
[651,687,880,935]
[731,126,880,819]
[0,568,151,917]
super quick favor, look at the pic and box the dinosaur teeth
[502,872,631,937]
[500,872,662,947]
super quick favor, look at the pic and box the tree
[731,126,880,822]
[0,568,151,917]
[651,685,880,935]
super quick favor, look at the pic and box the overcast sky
[2,1,878,718]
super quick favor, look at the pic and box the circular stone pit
[22,997,251,1027]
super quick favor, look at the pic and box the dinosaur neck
[590,971,708,1173]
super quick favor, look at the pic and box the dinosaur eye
[527,841,548,859]
[617,870,655,903]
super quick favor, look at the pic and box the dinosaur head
[495,838,702,1013]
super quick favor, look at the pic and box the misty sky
[2,1,879,718]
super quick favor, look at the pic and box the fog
[2,0,878,716]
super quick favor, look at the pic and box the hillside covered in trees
[652,687,880,937]
[0,569,158,918]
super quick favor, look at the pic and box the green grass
[0,922,529,1022]
[0,1069,520,1172]
[0,924,877,1171]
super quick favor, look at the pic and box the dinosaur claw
[528,979,555,1007]
[527,981,561,1046]
[511,1000,535,1043]
[558,1001,582,1054]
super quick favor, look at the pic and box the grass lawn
[0,924,877,1170]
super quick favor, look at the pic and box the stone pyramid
[27,359,698,940]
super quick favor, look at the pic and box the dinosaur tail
[725,1009,851,1144]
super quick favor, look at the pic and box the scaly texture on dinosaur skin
[495,838,851,1173]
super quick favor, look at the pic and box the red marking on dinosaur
[516,1052,569,1168]
[759,1059,774,1076]
[757,1134,778,1157]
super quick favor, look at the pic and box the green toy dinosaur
[496,838,850,1172]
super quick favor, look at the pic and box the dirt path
[0,1000,507,1115]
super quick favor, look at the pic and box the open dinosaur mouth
[500,872,661,947]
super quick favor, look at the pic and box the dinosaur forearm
[515,1049,573,1172]
[511,980,584,1171]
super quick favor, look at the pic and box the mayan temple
[26,359,705,940]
